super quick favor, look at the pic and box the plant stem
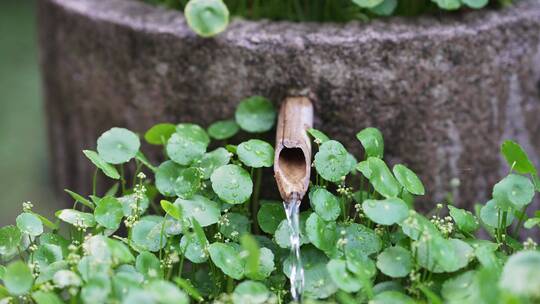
[251,168,262,234]
[227,276,234,293]
[92,169,98,197]
[120,164,126,195]
[513,205,528,239]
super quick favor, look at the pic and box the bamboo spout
[274,96,313,203]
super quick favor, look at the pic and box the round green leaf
[376,246,412,278]
[462,0,489,9]
[195,147,231,179]
[146,280,189,304]
[81,276,111,304]
[352,0,384,8]
[185,0,229,37]
[356,127,384,158]
[257,201,286,234]
[327,259,362,292]
[283,246,337,299]
[343,223,381,258]
[175,195,220,227]
[480,199,515,228]
[307,128,329,144]
[501,140,536,174]
[144,123,176,145]
[232,280,271,304]
[371,291,415,304]
[136,251,163,280]
[246,247,275,281]
[180,233,209,264]
[32,291,64,304]
[433,0,461,10]
[392,164,424,195]
[97,127,140,164]
[499,251,540,298]
[16,213,43,237]
[362,198,408,225]
[235,96,276,133]
[364,157,401,198]
[492,174,534,210]
[106,239,135,265]
[274,212,310,249]
[94,196,124,230]
[370,0,398,16]
[208,242,245,280]
[82,150,120,179]
[219,212,250,241]
[33,244,63,269]
[448,205,479,233]
[56,209,96,228]
[237,139,274,168]
[4,261,33,296]
[309,187,340,221]
[155,160,185,197]
[132,218,166,252]
[174,167,201,199]
[211,164,253,204]
[166,123,209,165]
[53,270,81,288]
[305,213,337,252]
[118,193,150,217]
[399,212,439,241]
[207,120,239,140]
[441,270,476,302]
[314,140,349,182]
[416,237,473,273]
[0,225,22,256]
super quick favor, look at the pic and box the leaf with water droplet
[136,251,163,280]
[392,164,424,195]
[448,205,479,233]
[232,280,272,304]
[211,164,253,205]
[196,147,231,179]
[174,167,202,199]
[257,201,286,234]
[327,259,362,293]
[56,209,96,228]
[479,199,515,228]
[219,213,250,241]
[283,245,337,299]
[144,123,176,145]
[82,150,120,180]
[309,187,341,221]
[175,195,220,227]
[185,0,229,37]
[94,196,123,230]
[305,213,337,252]
[364,157,401,198]
[0,225,22,256]
[235,96,276,133]
[356,127,384,158]
[501,140,537,174]
[441,270,477,302]
[314,140,350,182]
[132,217,166,252]
[376,246,412,278]
[180,232,209,264]
[492,174,534,210]
[97,127,140,164]
[416,236,473,273]
[118,193,150,217]
[16,213,43,237]
[237,139,274,168]
[4,261,33,296]
[499,251,540,298]
[166,123,209,165]
[145,280,189,304]
[362,198,408,226]
[155,160,185,197]
[209,242,245,280]
[342,223,381,258]
[398,212,439,241]
[208,120,239,140]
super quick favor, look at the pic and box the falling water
[284,194,304,302]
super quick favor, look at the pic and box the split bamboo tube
[274,96,313,202]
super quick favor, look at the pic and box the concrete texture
[38,0,540,210]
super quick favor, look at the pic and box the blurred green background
[0,0,59,226]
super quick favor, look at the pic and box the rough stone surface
[38,0,540,211]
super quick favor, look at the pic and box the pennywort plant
[146,0,515,37]
[1,95,540,303]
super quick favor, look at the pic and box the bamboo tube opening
[274,96,313,203]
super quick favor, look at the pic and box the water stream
[284,195,304,302]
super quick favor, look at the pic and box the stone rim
[48,0,540,45]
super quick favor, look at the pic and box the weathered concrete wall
[38,0,540,210]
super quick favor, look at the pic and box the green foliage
[148,0,506,37]
[0,99,537,303]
